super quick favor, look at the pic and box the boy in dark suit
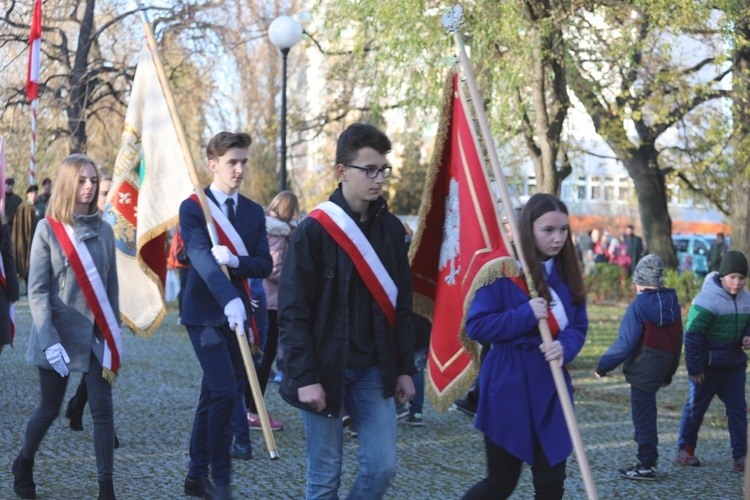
[179,131,272,499]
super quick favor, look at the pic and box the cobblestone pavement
[1,299,746,499]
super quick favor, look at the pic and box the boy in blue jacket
[595,255,683,481]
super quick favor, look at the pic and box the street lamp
[269,15,303,193]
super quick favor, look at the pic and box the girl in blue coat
[463,193,588,499]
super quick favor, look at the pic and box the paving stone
[0,300,745,498]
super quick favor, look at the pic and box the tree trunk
[729,8,750,257]
[622,147,678,268]
[522,0,570,196]
[66,0,96,154]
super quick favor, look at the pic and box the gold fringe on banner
[102,367,117,386]
[408,68,456,265]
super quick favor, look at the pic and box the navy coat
[178,188,272,327]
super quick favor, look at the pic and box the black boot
[65,395,85,431]
[98,479,116,500]
[66,378,88,431]
[12,453,36,499]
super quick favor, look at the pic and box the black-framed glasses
[344,163,392,179]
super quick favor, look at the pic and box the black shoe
[619,464,656,481]
[212,485,233,500]
[12,453,36,499]
[65,395,84,431]
[453,398,477,417]
[98,479,116,500]
[184,476,215,499]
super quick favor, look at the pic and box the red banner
[410,72,513,413]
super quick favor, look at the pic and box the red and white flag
[107,41,194,336]
[410,72,514,413]
[26,0,42,102]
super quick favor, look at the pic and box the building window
[576,176,586,201]
[526,175,537,196]
[591,176,601,200]
[617,177,631,202]
[603,176,615,201]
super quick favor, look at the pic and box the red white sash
[48,218,122,384]
[510,273,569,338]
[309,201,397,328]
[189,194,259,346]
[0,255,14,342]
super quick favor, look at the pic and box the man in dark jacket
[708,232,728,273]
[278,123,416,499]
[4,177,22,231]
[179,131,272,500]
[595,255,683,481]
[622,225,644,276]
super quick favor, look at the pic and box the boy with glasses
[278,123,416,499]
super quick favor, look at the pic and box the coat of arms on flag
[107,42,194,336]
[410,72,516,413]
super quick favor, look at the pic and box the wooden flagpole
[443,6,598,499]
[135,3,278,459]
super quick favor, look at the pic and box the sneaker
[619,464,656,481]
[247,412,284,431]
[272,371,283,384]
[675,445,701,466]
[347,426,358,438]
[406,413,424,427]
[230,442,253,460]
[453,398,477,417]
[396,406,409,420]
[734,456,745,472]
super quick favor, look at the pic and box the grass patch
[571,304,628,370]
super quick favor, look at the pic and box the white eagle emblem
[441,5,464,33]
[440,177,461,286]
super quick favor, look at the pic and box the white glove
[211,245,239,268]
[224,298,246,334]
[45,342,71,377]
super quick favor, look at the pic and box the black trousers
[462,436,566,500]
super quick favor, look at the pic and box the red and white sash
[189,194,259,346]
[0,254,15,342]
[309,201,397,328]
[510,272,569,338]
[48,218,122,384]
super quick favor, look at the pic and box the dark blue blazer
[179,188,272,328]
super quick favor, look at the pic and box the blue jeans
[678,366,747,458]
[186,325,239,487]
[301,365,397,499]
[631,387,657,468]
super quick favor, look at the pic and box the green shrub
[584,263,634,304]
[663,269,703,308]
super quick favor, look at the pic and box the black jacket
[278,187,416,418]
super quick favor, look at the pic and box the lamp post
[269,15,302,193]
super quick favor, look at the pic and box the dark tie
[226,198,236,226]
